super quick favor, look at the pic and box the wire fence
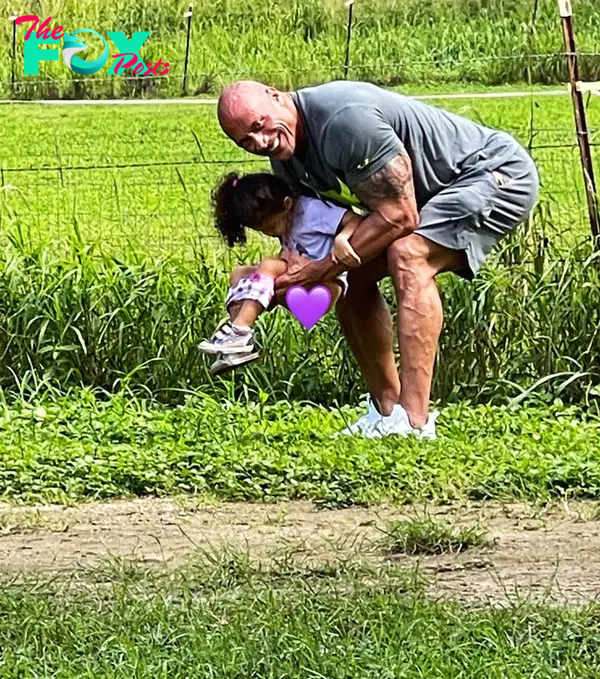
[0,22,599,261]
[0,84,597,261]
[3,0,600,100]
[4,52,600,101]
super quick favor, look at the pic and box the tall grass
[0,217,598,406]
[2,0,599,99]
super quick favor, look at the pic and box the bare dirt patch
[1,497,600,605]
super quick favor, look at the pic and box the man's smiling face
[218,81,299,161]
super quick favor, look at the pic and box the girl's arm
[332,210,364,267]
[336,209,363,240]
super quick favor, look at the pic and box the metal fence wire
[1,79,596,260]
[1,1,599,260]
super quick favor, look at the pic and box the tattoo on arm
[354,153,415,206]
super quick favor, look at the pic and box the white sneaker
[335,399,440,440]
[210,351,260,376]
[417,410,439,441]
[366,403,412,439]
[335,396,382,438]
[369,403,439,440]
[198,322,255,355]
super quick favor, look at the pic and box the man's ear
[268,88,283,104]
[283,196,294,210]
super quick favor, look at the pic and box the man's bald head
[217,80,301,161]
[217,81,271,130]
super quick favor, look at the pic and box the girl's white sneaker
[210,351,260,376]
[199,322,255,355]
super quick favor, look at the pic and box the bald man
[218,80,539,439]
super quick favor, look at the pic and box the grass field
[1,555,600,677]
[1,0,600,98]
[1,384,600,674]
[0,390,599,505]
[1,88,598,254]
[2,4,600,673]
[1,387,600,676]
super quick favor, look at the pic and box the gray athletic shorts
[415,143,540,280]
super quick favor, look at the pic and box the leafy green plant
[0,392,599,505]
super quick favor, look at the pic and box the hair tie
[232,178,238,188]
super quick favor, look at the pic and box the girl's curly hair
[211,172,296,247]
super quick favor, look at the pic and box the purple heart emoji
[285,285,331,329]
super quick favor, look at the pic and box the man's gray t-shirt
[271,80,522,213]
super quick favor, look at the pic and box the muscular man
[217,80,539,439]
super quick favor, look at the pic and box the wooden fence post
[9,12,18,96]
[558,0,600,245]
[183,3,193,96]
[343,0,355,80]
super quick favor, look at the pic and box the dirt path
[1,498,600,605]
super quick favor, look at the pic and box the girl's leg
[199,261,286,367]
[232,258,287,328]
[230,265,258,286]
[227,265,257,322]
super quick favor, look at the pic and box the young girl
[199,172,364,375]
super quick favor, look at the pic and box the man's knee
[387,237,432,291]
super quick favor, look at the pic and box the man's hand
[275,251,338,293]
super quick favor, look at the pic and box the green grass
[1,554,600,677]
[1,90,598,254]
[1,390,600,505]
[1,0,600,99]
[0,81,596,315]
[2,4,599,662]
[380,515,489,555]
[0,232,598,403]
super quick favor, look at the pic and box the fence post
[343,0,354,80]
[9,12,17,96]
[558,0,600,246]
[182,3,193,96]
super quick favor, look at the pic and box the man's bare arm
[345,152,419,265]
[311,153,419,282]
[275,153,419,290]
